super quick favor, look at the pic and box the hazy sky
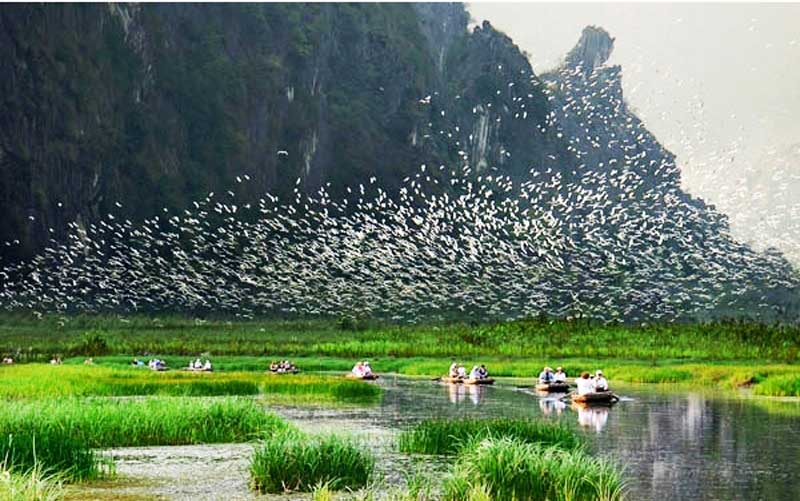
[467,2,800,260]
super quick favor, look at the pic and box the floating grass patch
[250,433,375,493]
[398,418,580,455]
[442,437,625,501]
[0,397,288,448]
[0,464,64,500]
[753,374,800,397]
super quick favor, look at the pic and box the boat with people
[464,377,494,385]
[347,373,379,380]
[268,360,299,374]
[535,382,570,393]
[349,361,378,380]
[571,391,619,405]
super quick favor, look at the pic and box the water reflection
[574,403,609,432]
[538,397,567,416]
[444,382,486,405]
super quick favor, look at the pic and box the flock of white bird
[0,41,796,323]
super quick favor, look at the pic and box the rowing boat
[440,376,464,384]
[464,377,494,385]
[346,373,379,380]
[571,391,619,405]
[535,382,570,393]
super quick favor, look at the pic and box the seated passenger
[576,372,594,395]
[363,361,373,376]
[456,365,467,379]
[449,361,458,378]
[193,358,203,370]
[203,359,212,371]
[593,370,609,391]
[269,361,279,372]
[477,364,488,379]
[538,366,554,383]
[352,361,365,377]
[469,365,481,380]
[553,367,567,383]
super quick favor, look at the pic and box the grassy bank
[0,365,380,404]
[398,418,580,455]
[1,314,798,362]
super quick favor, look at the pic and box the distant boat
[464,377,494,385]
[346,373,379,380]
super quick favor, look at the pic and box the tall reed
[398,418,581,455]
[0,464,64,501]
[442,437,625,501]
[250,433,374,493]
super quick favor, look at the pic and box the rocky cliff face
[0,3,797,319]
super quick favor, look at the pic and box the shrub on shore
[442,437,625,501]
[250,433,374,493]
[754,374,800,397]
[398,418,581,455]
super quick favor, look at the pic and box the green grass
[0,397,289,449]
[753,374,800,397]
[0,365,380,404]
[0,464,64,501]
[1,314,798,362]
[250,432,375,493]
[397,418,581,455]
[442,437,625,501]
[0,430,100,481]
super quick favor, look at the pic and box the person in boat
[477,364,489,379]
[456,364,467,379]
[553,367,567,383]
[270,361,279,372]
[50,356,62,365]
[593,370,609,392]
[193,358,203,370]
[576,371,594,395]
[363,361,373,376]
[84,357,94,365]
[469,365,481,380]
[352,361,365,377]
[449,361,459,378]
[538,366,554,384]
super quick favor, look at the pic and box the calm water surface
[81,377,800,500]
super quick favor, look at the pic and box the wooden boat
[440,376,464,384]
[346,373,379,380]
[571,391,619,405]
[268,368,300,375]
[464,377,494,386]
[535,382,570,393]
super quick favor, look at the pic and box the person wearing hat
[553,366,567,383]
[594,370,609,392]
[538,366,554,383]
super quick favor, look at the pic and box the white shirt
[576,377,594,395]
[469,368,480,379]
[594,376,609,391]
[553,371,567,382]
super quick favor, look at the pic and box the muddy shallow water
[76,377,800,500]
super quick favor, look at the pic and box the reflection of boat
[440,376,464,384]
[467,383,486,405]
[574,403,610,432]
[464,378,494,386]
[447,382,467,403]
[535,382,570,393]
[539,398,567,416]
[346,373,379,380]
[571,391,619,405]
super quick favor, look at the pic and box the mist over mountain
[0,3,797,321]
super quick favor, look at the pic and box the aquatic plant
[754,374,800,397]
[0,397,288,449]
[0,431,99,481]
[397,418,581,455]
[441,437,625,501]
[250,433,375,493]
[0,464,64,501]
